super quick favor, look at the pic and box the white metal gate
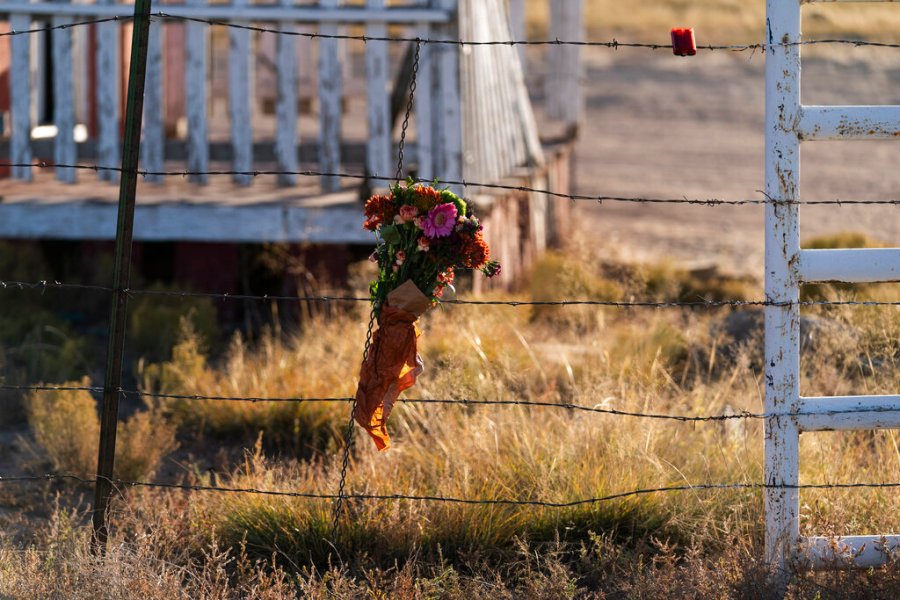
[764,0,900,579]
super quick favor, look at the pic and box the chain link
[331,38,421,549]
[395,39,421,184]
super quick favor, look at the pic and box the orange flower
[460,233,490,269]
[364,195,397,231]
[414,186,443,212]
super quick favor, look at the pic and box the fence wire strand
[3,279,900,307]
[1,474,899,508]
[2,384,899,424]
[6,162,900,207]
[2,11,900,53]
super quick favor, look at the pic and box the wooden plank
[142,14,164,183]
[415,24,433,182]
[546,0,583,125]
[9,12,33,181]
[507,0,526,72]
[228,0,253,186]
[318,0,342,192]
[365,0,391,183]
[432,0,462,193]
[274,0,298,186]
[52,13,76,183]
[185,0,209,184]
[96,0,121,182]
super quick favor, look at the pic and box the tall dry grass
[2,234,899,597]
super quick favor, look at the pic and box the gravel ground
[553,47,900,276]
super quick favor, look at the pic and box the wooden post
[228,0,253,186]
[96,0,121,181]
[318,0,343,192]
[365,0,391,182]
[92,0,153,551]
[274,0,298,186]
[431,0,462,193]
[52,6,76,182]
[507,0,525,72]
[9,7,32,181]
[185,0,209,184]
[545,0,583,127]
[142,14,164,183]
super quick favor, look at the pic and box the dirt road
[556,47,900,277]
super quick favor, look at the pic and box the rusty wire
[6,162,900,207]
[3,384,899,425]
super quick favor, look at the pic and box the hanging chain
[395,40,422,183]
[330,38,422,549]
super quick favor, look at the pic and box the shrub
[128,283,219,362]
[25,379,177,480]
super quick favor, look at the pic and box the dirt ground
[547,46,900,277]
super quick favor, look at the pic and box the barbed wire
[1,11,899,53]
[2,278,899,306]
[3,384,898,424]
[1,473,899,507]
[6,162,900,207]
[0,15,133,38]
[3,279,899,307]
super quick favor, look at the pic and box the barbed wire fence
[1,3,899,563]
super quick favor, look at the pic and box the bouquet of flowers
[354,182,500,451]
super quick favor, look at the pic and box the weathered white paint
[0,201,372,244]
[185,0,209,184]
[507,0,526,71]
[763,0,802,584]
[96,0,121,182]
[229,0,253,186]
[798,395,900,432]
[274,0,299,186]
[415,24,434,182]
[0,2,450,22]
[9,11,33,181]
[800,248,900,283]
[432,0,462,193]
[142,19,164,183]
[545,0,582,125]
[52,13,76,183]
[800,536,900,570]
[318,0,342,192]
[365,0,391,183]
[764,0,900,586]
[799,105,900,140]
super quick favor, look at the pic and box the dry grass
[525,0,900,44]
[25,380,177,481]
[2,229,900,596]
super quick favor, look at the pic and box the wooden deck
[0,165,371,243]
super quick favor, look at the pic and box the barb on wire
[0,16,133,38]
[3,279,900,307]
[4,384,900,424]
[6,162,900,207]
[3,473,900,508]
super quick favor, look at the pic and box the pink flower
[421,203,458,238]
[417,237,430,252]
[413,216,426,230]
[399,205,419,223]
[395,250,406,266]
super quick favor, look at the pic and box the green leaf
[381,224,401,245]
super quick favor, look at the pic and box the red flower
[364,194,397,231]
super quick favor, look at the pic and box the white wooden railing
[1,0,472,192]
[764,0,900,585]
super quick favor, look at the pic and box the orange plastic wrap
[354,281,429,451]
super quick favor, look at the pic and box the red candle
[671,27,697,56]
